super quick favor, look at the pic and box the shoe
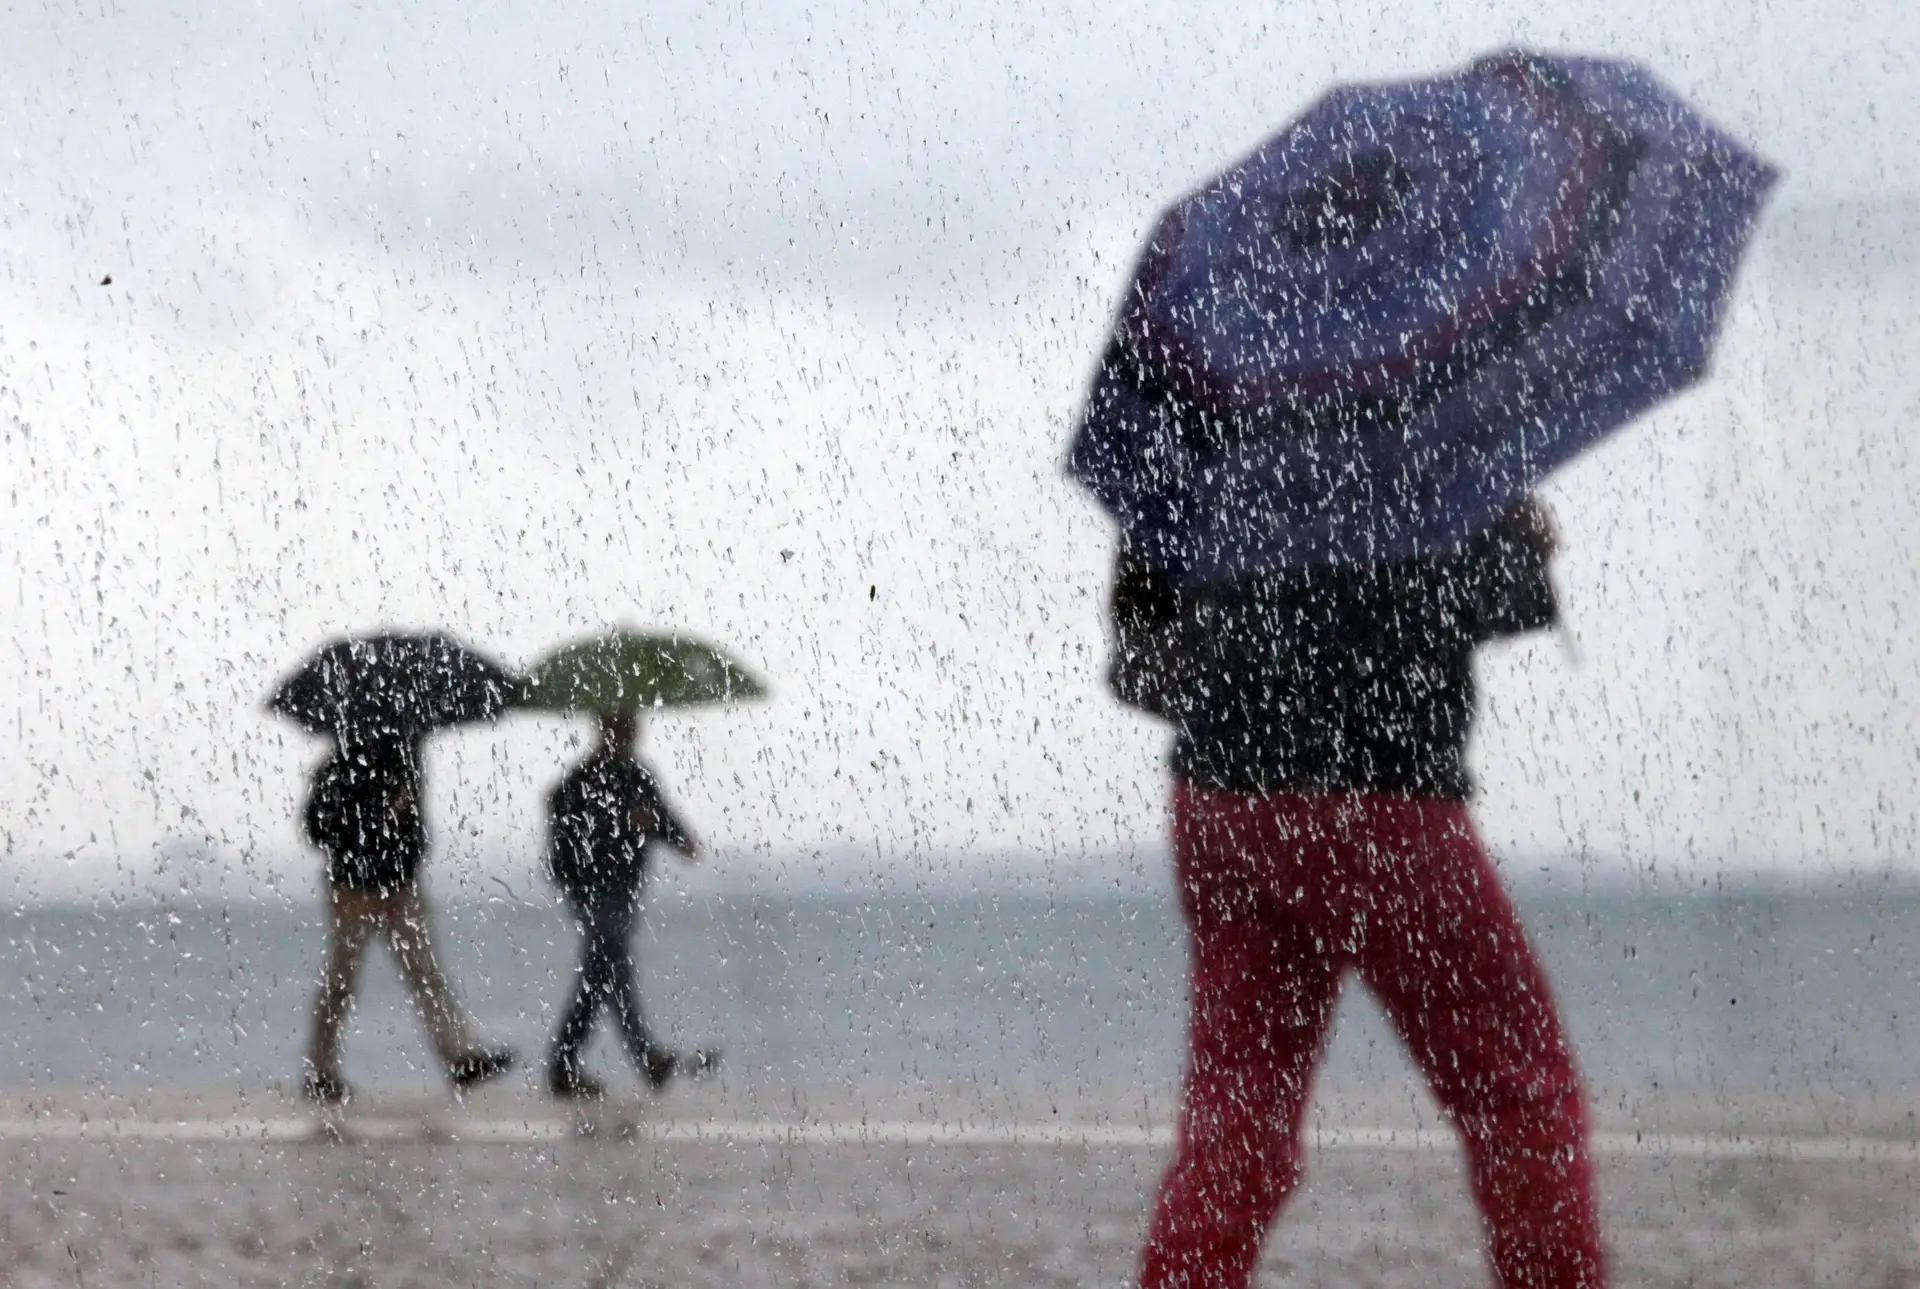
[449,1048,516,1093]
[645,1047,720,1091]
[643,1049,680,1091]
[548,1066,607,1101]
[303,1069,351,1107]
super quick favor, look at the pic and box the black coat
[547,752,693,897]
[303,744,427,891]
[1111,507,1558,800]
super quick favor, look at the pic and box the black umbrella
[269,632,518,744]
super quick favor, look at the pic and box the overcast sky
[2,0,1917,903]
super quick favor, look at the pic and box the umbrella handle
[1555,621,1584,668]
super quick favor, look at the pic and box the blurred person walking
[301,741,516,1105]
[543,709,711,1098]
[1068,51,1774,1289]
[515,629,763,1099]
[269,632,522,1106]
[1110,511,1598,1288]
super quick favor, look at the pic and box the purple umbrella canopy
[1068,50,1778,583]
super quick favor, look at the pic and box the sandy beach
[0,1078,1913,1288]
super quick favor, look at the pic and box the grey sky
[2,0,1917,902]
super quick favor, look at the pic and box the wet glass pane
[2,2,1916,1284]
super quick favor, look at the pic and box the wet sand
[0,1079,1914,1287]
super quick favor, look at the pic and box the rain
[1,0,1918,1285]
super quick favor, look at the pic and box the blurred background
[1,0,1917,1099]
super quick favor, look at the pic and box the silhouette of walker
[516,629,766,1099]
[1067,50,1774,1289]
[269,633,520,1106]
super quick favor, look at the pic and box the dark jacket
[303,743,427,891]
[547,751,693,897]
[1113,507,1558,800]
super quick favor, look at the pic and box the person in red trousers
[1110,500,1606,1289]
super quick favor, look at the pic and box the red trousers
[1141,785,1607,1289]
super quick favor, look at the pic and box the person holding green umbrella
[520,630,766,1099]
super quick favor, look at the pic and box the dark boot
[645,1047,720,1091]
[548,1063,607,1100]
[643,1049,679,1090]
[303,1068,351,1107]
[449,1047,517,1093]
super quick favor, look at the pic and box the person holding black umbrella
[1070,51,1775,1289]
[271,633,521,1106]
[301,737,515,1105]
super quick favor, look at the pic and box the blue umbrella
[1067,50,1777,583]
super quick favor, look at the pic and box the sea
[3,876,1918,1099]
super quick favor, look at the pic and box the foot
[644,1047,720,1091]
[548,1065,607,1101]
[449,1047,517,1093]
[643,1049,680,1091]
[303,1069,351,1107]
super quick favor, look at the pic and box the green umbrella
[518,630,768,715]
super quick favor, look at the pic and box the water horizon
[4,878,1916,1101]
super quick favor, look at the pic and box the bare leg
[382,884,481,1071]
[307,887,378,1083]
